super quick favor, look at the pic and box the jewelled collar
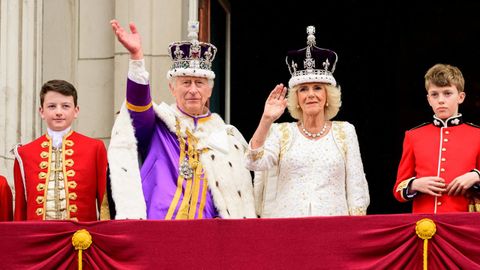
[432,114,463,128]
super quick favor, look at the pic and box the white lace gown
[246,121,370,217]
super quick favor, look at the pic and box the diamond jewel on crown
[168,41,217,71]
[285,25,339,87]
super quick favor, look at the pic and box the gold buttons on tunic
[64,159,74,167]
[437,202,442,206]
[36,196,44,204]
[445,131,450,135]
[41,141,49,148]
[69,193,77,200]
[69,205,78,213]
[442,148,446,152]
[37,183,45,191]
[440,168,445,172]
[67,181,77,189]
[39,161,48,169]
[65,149,74,156]
[443,138,448,142]
[441,158,446,162]
[40,151,49,158]
[65,140,74,146]
[38,172,47,179]
[36,208,44,215]
[66,170,76,177]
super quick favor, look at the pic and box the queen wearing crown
[107,20,255,220]
[246,26,370,217]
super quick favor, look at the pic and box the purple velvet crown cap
[285,26,338,88]
[167,40,217,80]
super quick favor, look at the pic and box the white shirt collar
[47,127,71,148]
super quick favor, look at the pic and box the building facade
[0,0,230,196]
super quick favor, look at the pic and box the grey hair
[168,76,214,88]
[286,84,342,121]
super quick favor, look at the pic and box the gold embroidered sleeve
[349,207,367,216]
[396,177,416,200]
[248,150,264,161]
[126,101,152,112]
[99,192,111,220]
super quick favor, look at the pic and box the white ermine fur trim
[109,101,255,219]
[167,68,215,80]
[154,103,256,218]
[108,102,147,219]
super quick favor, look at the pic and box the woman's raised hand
[110,19,143,60]
[263,84,288,123]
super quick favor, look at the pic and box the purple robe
[126,79,218,219]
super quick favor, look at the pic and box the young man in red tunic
[0,174,13,221]
[393,64,480,213]
[12,80,109,221]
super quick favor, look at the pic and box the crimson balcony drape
[0,213,479,269]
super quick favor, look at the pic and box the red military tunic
[0,175,13,221]
[393,115,480,213]
[13,131,108,221]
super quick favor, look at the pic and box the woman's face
[297,83,327,118]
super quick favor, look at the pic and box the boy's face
[39,91,79,131]
[426,83,465,120]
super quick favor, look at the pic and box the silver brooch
[179,158,193,179]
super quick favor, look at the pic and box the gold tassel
[415,218,436,270]
[72,229,92,270]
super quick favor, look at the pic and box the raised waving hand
[110,19,143,60]
[262,84,288,123]
[250,84,288,149]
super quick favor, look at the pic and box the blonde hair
[287,83,342,121]
[424,64,464,93]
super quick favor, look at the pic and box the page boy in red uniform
[12,80,109,221]
[394,64,480,213]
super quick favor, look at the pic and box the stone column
[0,0,43,187]
[0,0,188,195]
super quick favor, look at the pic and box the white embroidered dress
[246,121,370,217]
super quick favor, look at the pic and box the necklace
[301,122,328,138]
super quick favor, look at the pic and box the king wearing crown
[108,20,255,220]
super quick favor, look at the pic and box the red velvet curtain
[0,213,479,269]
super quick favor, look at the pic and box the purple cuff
[127,79,152,106]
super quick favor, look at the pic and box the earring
[326,102,329,107]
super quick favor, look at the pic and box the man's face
[39,91,79,131]
[169,76,212,115]
[427,84,465,120]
